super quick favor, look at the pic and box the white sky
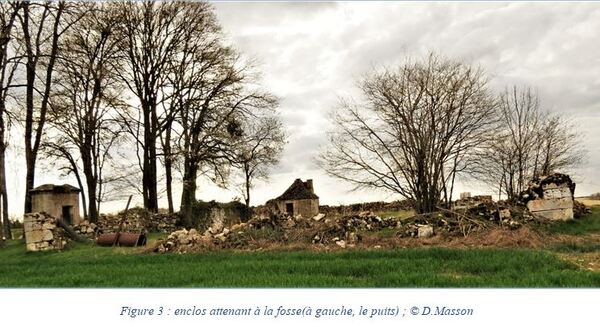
[5,1,600,216]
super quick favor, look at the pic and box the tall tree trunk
[23,41,35,213]
[142,102,159,212]
[0,114,10,240]
[22,2,64,213]
[245,174,250,207]
[86,178,98,223]
[74,171,87,220]
[142,108,151,209]
[61,149,87,219]
[0,2,20,241]
[163,121,174,214]
[24,154,35,213]
[81,150,98,223]
[179,159,198,227]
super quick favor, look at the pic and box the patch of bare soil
[448,226,547,248]
[352,226,545,249]
[559,252,600,272]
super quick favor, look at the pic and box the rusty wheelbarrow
[96,195,147,247]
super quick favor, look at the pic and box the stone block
[335,240,347,248]
[499,208,511,220]
[42,222,55,230]
[532,208,574,221]
[23,221,34,231]
[312,213,325,221]
[25,230,44,243]
[26,243,38,252]
[527,198,573,212]
[543,186,572,200]
[42,229,54,241]
[37,242,50,250]
[417,225,434,238]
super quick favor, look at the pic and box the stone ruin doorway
[62,205,73,224]
[286,203,294,215]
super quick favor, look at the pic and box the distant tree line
[0,1,285,240]
[320,53,585,213]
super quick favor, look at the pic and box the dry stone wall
[23,212,66,251]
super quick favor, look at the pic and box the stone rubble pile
[23,212,66,251]
[309,211,401,247]
[72,220,98,238]
[150,173,590,253]
[153,223,251,253]
[151,195,588,253]
[153,211,406,253]
[319,200,413,215]
[339,211,400,230]
[574,200,592,218]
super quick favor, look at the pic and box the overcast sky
[6,1,600,215]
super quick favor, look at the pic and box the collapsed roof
[276,179,318,201]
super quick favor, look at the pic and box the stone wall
[97,209,178,234]
[23,212,66,251]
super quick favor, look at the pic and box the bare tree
[232,115,285,207]
[113,1,213,212]
[40,140,88,218]
[535,114,585,177]
[472,86,585,200]
[15,1,84,213]
[319,54,498,213]
[0,1,22,240]
[44,3,125,223]
[132,2,279,225]
[173,45,277,226]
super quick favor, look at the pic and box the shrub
[9,219,23,229]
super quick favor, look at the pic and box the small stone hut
[274,179,319,218]
[31,184,81,225]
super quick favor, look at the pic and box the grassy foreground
[0,239,599,287]
[2,206,599,287]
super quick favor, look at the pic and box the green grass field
[1,206,599,288]
[544,206,600,235]
[0,239,599,287]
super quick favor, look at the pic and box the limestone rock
[335,240,346,248]
[42,229,54,241]
[417,225,434,238]
[312,213,325,221]
[499,208,511,220]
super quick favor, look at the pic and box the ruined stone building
[31,184,81,225]
[274,179,319,217]
[524,173,575,220]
